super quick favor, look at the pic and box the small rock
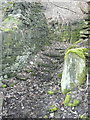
[49,113,54,118]
[61,107,64,111]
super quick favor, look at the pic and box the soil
[1,41,89,119]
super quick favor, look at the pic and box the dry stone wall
[1,1,49,77]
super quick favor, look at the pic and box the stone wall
[1,1,49,77]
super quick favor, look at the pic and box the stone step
[40,54,64,62]
[55,48,65,51]
[84,28,90,31]
[54,55,64,60]
[42,52,64,58]
[55,50,65,54]
[80,30,90,35]
[85,18,90,22]
[36,72,52,81]
[84,21,90,25]
[80,34,89,39]
[37,62,55,68]
[82,26,89,30]
[37,57,64,68]
[40,61,63,70]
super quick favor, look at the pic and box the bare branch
[47,1,79,14]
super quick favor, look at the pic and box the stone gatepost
[61,1,90,95]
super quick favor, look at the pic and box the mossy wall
[1,1,49,77]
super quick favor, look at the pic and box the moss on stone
[64,48,86,60]
[65,45,77,52]
[77,66,86,85]
[70,83,76,89]
[62,88,70,95]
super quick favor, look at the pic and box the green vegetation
[80,115,90,120]
[24,69,34,73]
[48,19,84,43]
[62,88,70,95]
[64,94,71,106]
[64,93,80,107]
[48,105,57,112]
[43,115,48,118]
[47,90,54,95]
[1,84,7,88]
[73,99,80,106]
[1,16,20,32]
[57,73,62,78]
[9,83,16,87]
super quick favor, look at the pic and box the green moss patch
[1,84,7,88]
[62,88,71,95]
[65,48,86,60]
[1,16,20,32]
[48,105,57,112]
[64,94,80,107]
[73,99,80,106]
[47,90,54,95]
[43,115,48,118]
[64,94,71,106]
[77,66,86,85]
[80,115,90,119]
[57,73,62,78]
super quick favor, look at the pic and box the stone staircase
[31,41,71,82]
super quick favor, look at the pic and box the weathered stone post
[61,48,86,94]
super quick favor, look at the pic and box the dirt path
[1,41,88,119]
